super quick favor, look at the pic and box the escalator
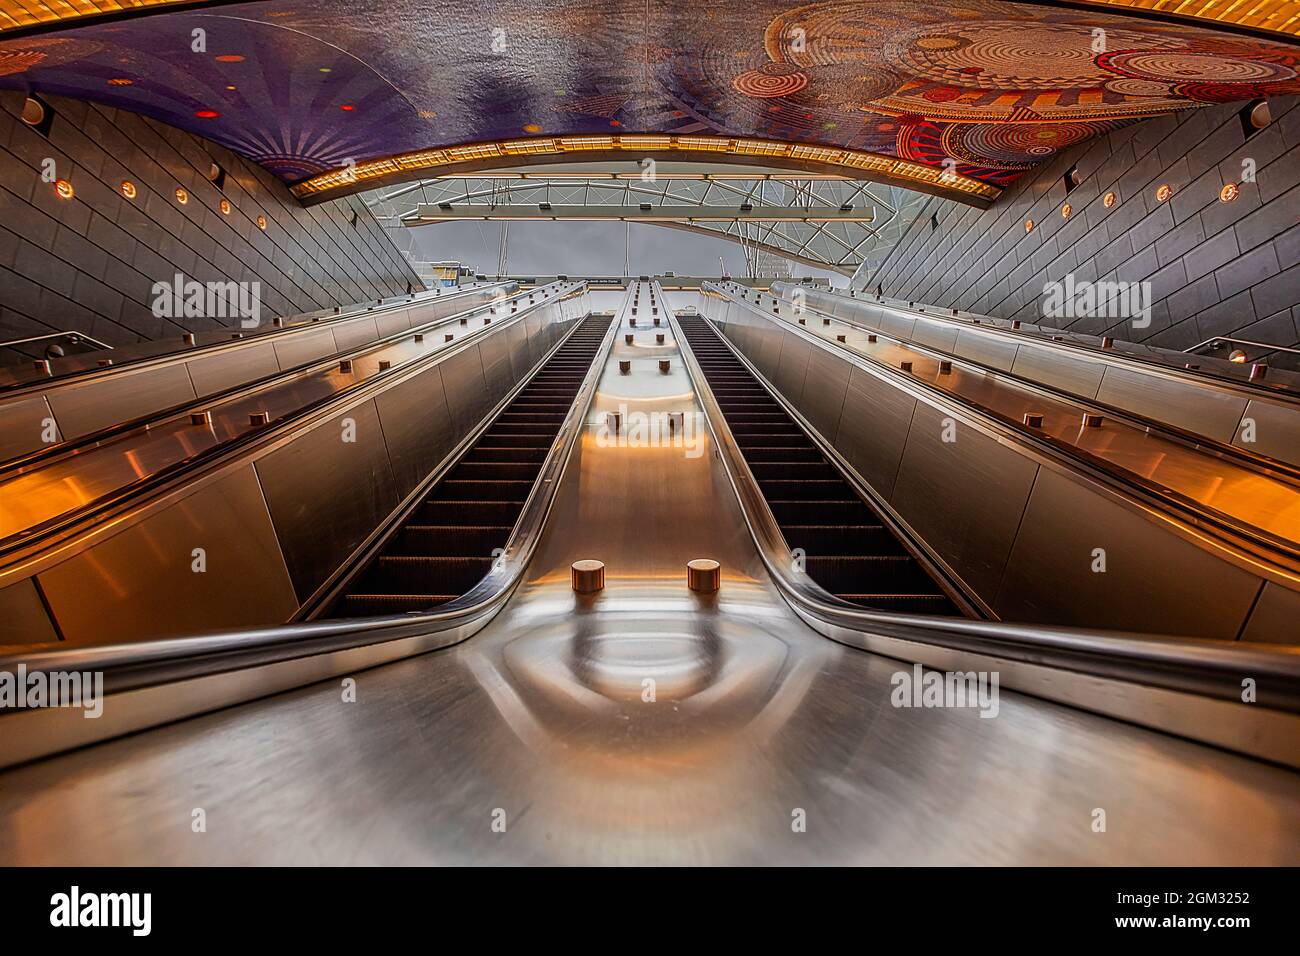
[677,314,961,616]
[332,314,612,616]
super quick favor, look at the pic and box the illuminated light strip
[291,134,1002,203]
[1068,0,1299,37]
[0,0,195,33]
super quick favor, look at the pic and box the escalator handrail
[0,309,619,702]
[0,283,588,568]
[0,281,516,398]
[670,305,1300,715]
[763,281,1300,480]
[704,284,1300,570]
[0,282,533,478]
[770,281,1300,403]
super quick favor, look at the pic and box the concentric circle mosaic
[1,0,1298,196]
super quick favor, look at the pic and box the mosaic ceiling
[1,0,1298,197]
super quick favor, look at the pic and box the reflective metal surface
[745,285,1300,546]
[0,289,592,648]
[36,464,300,645]
[0,282,1295,864]
[0,284,573,547]
[698,286,1300,641]
[772,283,1300,466]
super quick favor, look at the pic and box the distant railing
[1186,335,1300,362]
[0,330,113,365]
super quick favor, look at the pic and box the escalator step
[332,315,614,619]
[748,461,839,481]
[359,555,493,593]
[392,524,514,556]
[477,433,557,448]
[431,479,534,501]
[464,446,549,463]
[450,462,544,481]
[803,555,937,592]
[768,500,873,523]
[742,446,824,462]
[780,524,900,555]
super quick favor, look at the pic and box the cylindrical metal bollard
[687,559,721,593]
[619,360,631,374]
[656,333,665,344]
[659,359,670,373]
[572,560,605,593]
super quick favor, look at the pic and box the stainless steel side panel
[995,467,1262,638]
[187,342,281,398]
[1094,365,1248,445]
[891,402,1041,602]
[441,344,491,436]
[331,315,381,354]
[910,318,960,353]
[501,319,530,383]
[952,327,1018,373]
[833,366,918,502]
[1234,397,1300,464]
[45,362,197,439]
[772,333,812,409]
[878,309,917,342]
[478,320,517,401]
[800,346,851,442]
[374,308,413,338]
[1010,345,1106,399]
[0,578,58,645]
[272,328,338,370]
[37,464,299,643]
[1240,581,1300,644]
[0,394,57,460]
[755,318,784,381]
[372,365,455,499]
[254,399,400,602]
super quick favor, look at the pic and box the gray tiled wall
[868,95,1299,364]
[0,91,423,356]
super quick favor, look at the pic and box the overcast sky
[410,221,847,284]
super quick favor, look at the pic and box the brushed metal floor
[0,286,1296,865]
